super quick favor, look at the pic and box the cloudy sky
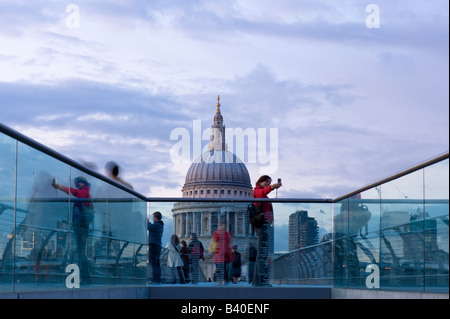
[1,0,448,200]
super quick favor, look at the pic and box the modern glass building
[1,122,448,298]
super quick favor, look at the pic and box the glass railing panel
[423,159,449,293]
[0,134,17,293]
[152,200,254,284]
[89,172,133,286]
[100,188,147,286]
[14,141,72,292]
[333,156,449,293]
[2,124,449,295]
[148,200,332,286]
[271,202,333,286]
[131,200,148,285]
[379,169,425,292]
[0,129,149,292]
[333,198,348,288]
[333,188,381,289]
[66,168,148,287]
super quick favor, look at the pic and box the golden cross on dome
[216,95,221,114]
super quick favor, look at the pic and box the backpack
[191,241,204,260]
[247,203,264,228]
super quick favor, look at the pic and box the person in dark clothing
[248,244,257,284]
[231,245,242,283]
[148,211,164,284]
[187,233,204,284]
[180,240,190,283]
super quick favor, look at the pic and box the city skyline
[0,1,448,201]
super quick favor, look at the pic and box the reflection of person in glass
[53,176,94,284]
[105,161,133,189]
[335,192,371,286]
[252,175,281,286]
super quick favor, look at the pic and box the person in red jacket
[53,176,94,220]
[212,221,232,284]
[252,175,281,286]
[53,176,94,284]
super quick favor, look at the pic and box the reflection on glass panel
[148,201,333,286]
[0,134,16,293]
[93,175,147,286]
[50,169,97,286]
[334,189,380,289]
[158,201,256,284]
[333,199,347,288]
[333,158,449,293]
[334,199,348,238]
[2,124,448,295]
[133,200,147,246]
[353,190,380,289]
[380,169,425,291]
[273,202,333,286]
[52,168,148,287]
[14,142,71,292]
[424,159,449,293]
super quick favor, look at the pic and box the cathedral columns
[192,212,197,235]
[181,213,186,237]
[192,212,200,236]
[186,213,192,237]
[175,211,207,238]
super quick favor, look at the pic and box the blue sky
[0,0,448,201]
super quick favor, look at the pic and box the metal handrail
[147,197,333,203]
[333,152,449,203]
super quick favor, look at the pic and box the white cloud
[76,112,130,122]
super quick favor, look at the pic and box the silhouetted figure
[231,245,242,283]
[148,211,164,284]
